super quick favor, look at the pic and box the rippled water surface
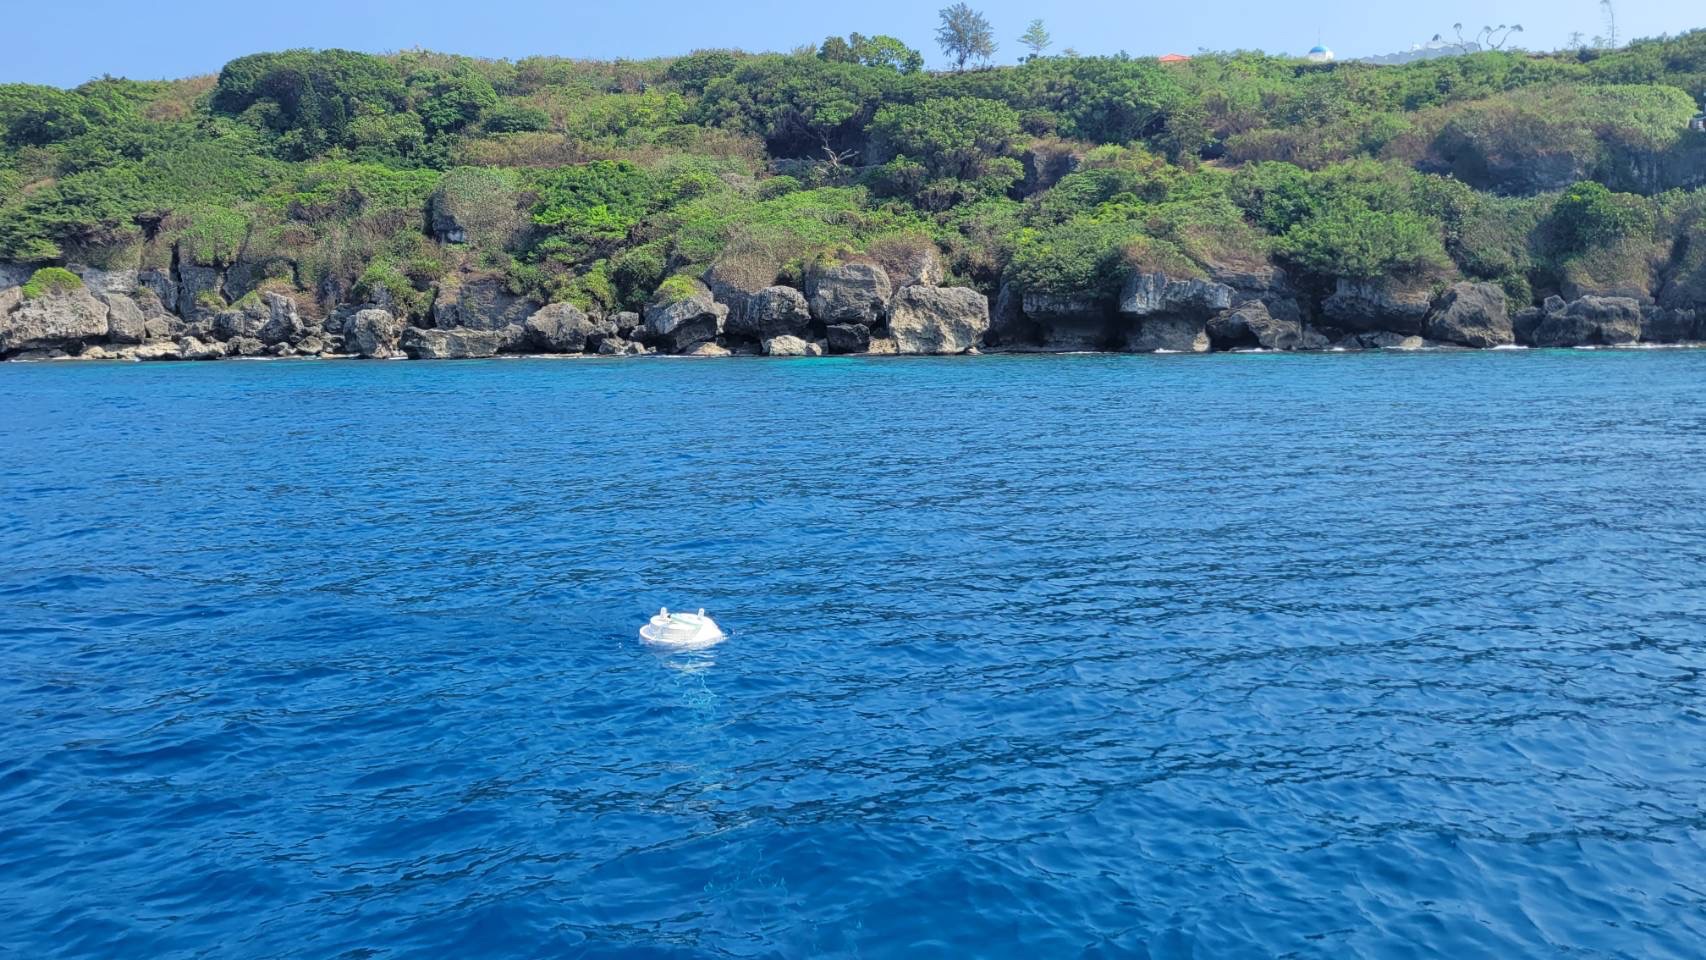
[3,352,1706,958]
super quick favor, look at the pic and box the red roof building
[1158,53,1192,63]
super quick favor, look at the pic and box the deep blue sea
[3,351,1705,959]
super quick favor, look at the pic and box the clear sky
[5,0,1700,87]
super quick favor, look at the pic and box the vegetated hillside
[2,32,1705,341]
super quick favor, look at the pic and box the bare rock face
[0,286,110,355]
[1512,306,1545,345]
[643,279,728,352]
[1531,296,1644,347]
[684,341,732,357]
[825,323,872,354]
[131,287,168,320]
[1017,290,1113,350]
[887,286,990,354]
[128,341,183,361]
[1334,331,1439,350]
[703,259,777,329]
[762,335,824,357]
[524,303,612,353]
[177,265,225,315]
[1020,291,1102,322]
[596,337,649,356]
[874,245,943,288]
[1424,282,1514,348]
[105,295,147,344]
[1207,301,1317,350]
[138,269,178,314]
[260,293,306,344]
[343,309,401,358]
[727,286,813,340]
[985,282,1041,347]
[1323,278,1435,335]
[70,266,139,302]
[1639,306,1698,343]
[805,262,891,325]
[1125,318,1210,353]
[213,291,307,345]
[400,325,524,359]
[1118,272,1235,318]
[213,304,264,341]
[0,263,31,291]
[178,336,228,361]
[434,278,535,331]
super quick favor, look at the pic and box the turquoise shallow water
[2,351,1705,958]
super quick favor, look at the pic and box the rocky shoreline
[2,255,1701,364]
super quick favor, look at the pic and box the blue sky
[5,0,1699,87]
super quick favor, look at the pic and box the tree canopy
[937,4,998,71]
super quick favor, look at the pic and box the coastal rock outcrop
[137,269,178,314]
[643,279,727,352]
[1125,318,1210,353]
[401,325,523,359]
[871,244,943,289]
[1017,291,1110,350]
[1640,306,1698,343]
[433,277,535,331]
[524,303,611,353]
[212,292,305,345]
[763,334,823,357]
[344,309,401,358]
[1118,272,1235,319]
[1530,296,1644,347]
[178,336,228,360]
[1333,331,1436,350]
[806,262,891,325]
[887,286,989,354]
[986,282,1041,346]
[1424,282,1514,348]
[727,285,813,341]
[104,296,147,344]
[0,286,110,354]
[1323,278,1434,335]
[177,265,226,318]
[596,337,649,356]
[703,259,776,329]
[825,323,872,354]
[1206,301,1321,350]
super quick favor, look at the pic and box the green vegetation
[937,4,998,72]
[2,23,1705,318]
[20,266,82,298]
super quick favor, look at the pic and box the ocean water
[2,351,1705,959]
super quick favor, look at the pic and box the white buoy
[639,607,726,649]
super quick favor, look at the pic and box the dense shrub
[1548,181,1655,253]
[1279,200,1449,279]
[212,50,408,159]
[20,266,83,298]
[430,166,522,247]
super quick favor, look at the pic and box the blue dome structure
[1305,44,1335,63]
